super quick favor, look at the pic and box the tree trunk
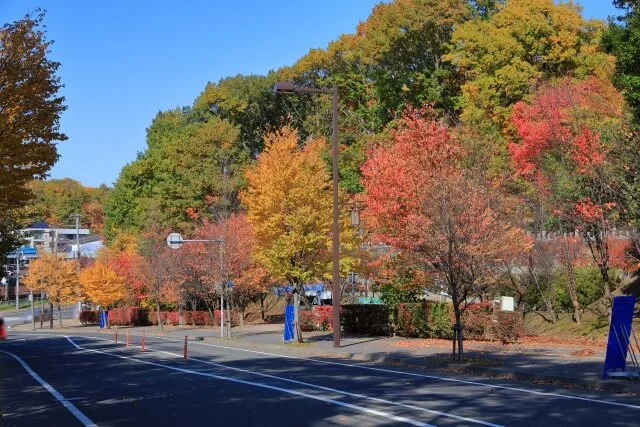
[239,310,244,327]
[562,234,581,324]
[453,304,464,362]
[529,254,557,323]
[260,294,266,321]
[293,290,303,343]
[566,267,581,325]
[58,304,62,328]
[156,302,163,331]
[49,302,53,329]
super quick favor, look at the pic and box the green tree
[446,0,614,132]
[104,110,249,241]
[602,0,640,122]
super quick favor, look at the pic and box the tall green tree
[447,0,614,131]
[0,11,66,257]
[104,109,249,241]
[603,0,640,122]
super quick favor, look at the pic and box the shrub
[185,311,216,326]
[299,306,335,332]
[395,302,453,339]
[299,310,317,332]
[461,303,493,340]
[108,307,149,326]
[313,306,333,331]
[342,304,390,336]
[147,311,179,326]
[494,311,523,344]
[79,310,99,325]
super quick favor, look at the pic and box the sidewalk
[10,321,640,394]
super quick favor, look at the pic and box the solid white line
[67,336,498,426]
[65,337,432,427]
[28,331,640,410]
[149,335,640,410]
[0,349,97,427]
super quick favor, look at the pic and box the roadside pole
[220,293,224,338]
[30,290,35,331]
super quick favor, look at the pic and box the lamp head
[273,81,296,93]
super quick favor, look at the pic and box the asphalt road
[2,332,640,426]
[1,304,78,328]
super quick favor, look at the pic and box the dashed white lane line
[0,349,97,427]
[67,335,500,427]
[65,336,433,427]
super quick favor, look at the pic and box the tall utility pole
[273,81,342,348]
[15,250,21,309]
[71,213,81,317]
[72,213,80,272]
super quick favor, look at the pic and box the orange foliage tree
[80,261,126,311]
[23,252,80,327]
[138,231,182,330]
[362,111,530,358]
[181,214,268,326]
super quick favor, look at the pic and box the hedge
[79,310,99,325]
[107,307,237,327]
[461,303,494,340]
[108,307,149,326]
[300,306,334,332]
[342,304,390,336]
[396,302,452,339]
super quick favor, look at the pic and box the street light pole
[273,81,341,348]
[15,249,21,309]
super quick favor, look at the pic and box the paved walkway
[8,321,639,393]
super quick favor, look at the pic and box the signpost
[166,232,184,249]
[166,232,226,334]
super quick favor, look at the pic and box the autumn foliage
[362,110,531,356]
[80,261,126,308]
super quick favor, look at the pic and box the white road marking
[18,331,640,410]
[149,335,640,410]
[65,337,432,427]
[0,349,97,427]
[67,335,499,427]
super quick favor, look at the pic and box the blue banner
[99,310,108,329]
[283,304,294,343]
[603,295,636,379]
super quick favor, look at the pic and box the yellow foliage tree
[242,127,358,286]
[80,262,126,310]
[241,127,359,340]
[23,252,80,327]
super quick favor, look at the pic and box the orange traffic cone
[0,318,6,340]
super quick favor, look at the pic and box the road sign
[166,232,183,249]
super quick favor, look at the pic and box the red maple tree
[362,110,530,359]
[508,77,626,304]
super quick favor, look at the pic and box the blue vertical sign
[603,295,636,379]
[99,310,108,329]
[283,304,294,343]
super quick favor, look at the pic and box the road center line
[65,337,432,427]
[67,335,499,427]
[0,349,97,427]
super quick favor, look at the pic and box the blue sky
[1,1,622,188]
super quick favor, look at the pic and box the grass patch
[0,300,31,311]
